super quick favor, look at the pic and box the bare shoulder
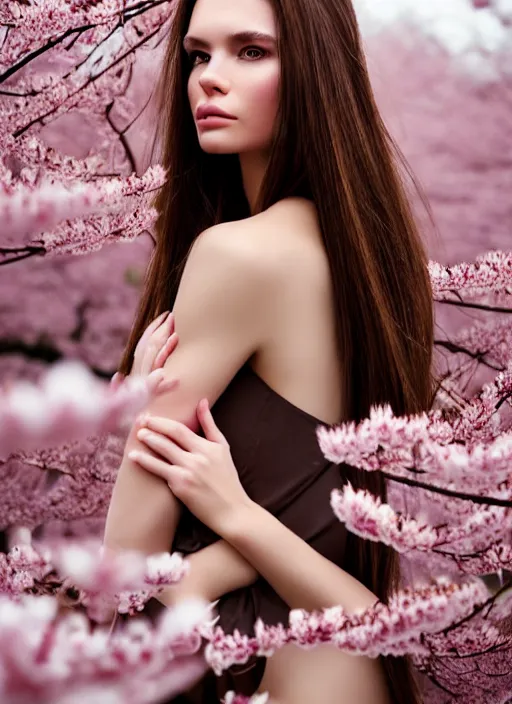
[189,198,325,295]
[249,197,328,281]
[182,219,278,298]
[174,219,281,350]
[254,196,320,244]
[190,218,276,280]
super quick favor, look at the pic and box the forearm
[104,437,258,606]
[104,379,202,555]
[222,501,379,615]
[103,447,182,555]
[156,540,258,607]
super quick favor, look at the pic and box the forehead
[187,0,276,36]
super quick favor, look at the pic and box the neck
[239,150,269,215]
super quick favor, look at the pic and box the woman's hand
[111,311,179,391]
[128,400,253,537]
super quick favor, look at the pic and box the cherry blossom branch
[0,1,172,263]
[2,132,105,181]
[316,363,512,502]
[52,540,190,618]
[330,483,512,574]
[4,6,170,141]
[202,580,490,674]
[380,472,512,509]
[429,250,512,301]
[0,165,166,247]
[0,0,173,82]
[435,321,512,374]
[0,434,124,529]
[0,593,208,704]
[2,539,179,598]
[437,298,512,314]
[0,359,176,455]
[0,244,45,266]
[0,539,190,618]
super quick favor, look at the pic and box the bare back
[240,199,391,704]
[246,196,344,426]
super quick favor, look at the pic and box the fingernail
[128,450,140,460]
[137,428,151,440]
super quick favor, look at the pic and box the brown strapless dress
[154,361,348,702]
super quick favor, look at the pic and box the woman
[104,0,436,701]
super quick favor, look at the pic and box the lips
[196,105,236,121]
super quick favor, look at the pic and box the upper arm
[104,223,276,554]
[144,223,275,431]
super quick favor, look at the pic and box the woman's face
[185,0,280,156]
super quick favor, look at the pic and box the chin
[198,137,270,155]
[199,142,240,155]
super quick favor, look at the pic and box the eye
[187,46,267,68]
[241,46,267,60]
[188,50,209,67]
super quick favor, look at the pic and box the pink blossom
[0,165,166,245]
[429,251,512,299]
[1,538,191,620]
[0,360,172,455]
[1,2,511,702]
[203,579,489,674]
[331,483,512,574]
[317,364,512,494]
[0,594,208,703]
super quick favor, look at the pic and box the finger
[110,372,124,392]
[145,369,165,396]
[153,310,175,342]
[140,342,159,377]
[162,310,175,335]
[146,371,179,398]
[156,376,180,395]
[141,416,205,453]
[142,314,175,375]
[128,449,185,487]
[135,312,170,362]
[153,332,179,370]
[156,310,173,330]
[197,399,229,446]
[151,310,171,332]
[136,428,191,466]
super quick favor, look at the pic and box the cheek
[188,74,203,113]
[251,69,280,112]
[246,70,280,132]
[187,80,196,108]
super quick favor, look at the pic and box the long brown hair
[120,1,437,700]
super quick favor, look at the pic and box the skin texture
[105,0,392,701]
[185,0,280,212]
[132,410,381,615]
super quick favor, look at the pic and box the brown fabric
[166,362,348,702]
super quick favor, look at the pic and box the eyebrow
[183,31,276,51]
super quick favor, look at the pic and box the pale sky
[353,0,512,79]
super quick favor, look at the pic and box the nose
[198,62,230,95]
